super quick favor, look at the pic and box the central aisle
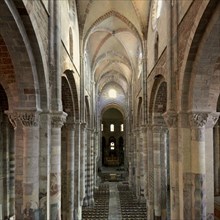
[108,182,122,220]
[82,182,147,219]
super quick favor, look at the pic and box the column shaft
[17,110,41,220]
[74,121,81,219]
[50,112,66,220]
[153,126,161,217]
[147,125,154,219]
[39,112,51,219]
[214,124,220,195]
[66,122,75,219]
[80,123,86,205]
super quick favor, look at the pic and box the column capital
[81,122,87,129]
[163,111,178,128]
[140,125,148,133]
[152,124,165,133]
[206,112,219,128]
[5,111,17,129]
[65,116,75,129]
[17,110,41,127]
[51,111,67,128]
[188,112,219,128]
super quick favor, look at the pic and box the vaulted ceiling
[76,0,150,114]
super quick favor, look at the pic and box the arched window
[120,124,124,132]
[110,124,114,132]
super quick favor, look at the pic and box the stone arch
[101,104,125,119]
[149,75,167,121]
[148,74,169,219]
[0,35,18,109]
[179,0,219,112]
[62,75,75,118]
[64,70,80,120]
[179,2,220,218]
[0,1,49,111]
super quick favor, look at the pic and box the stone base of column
[74,206,82,220]
[147,202,154,220]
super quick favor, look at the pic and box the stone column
[84,129,95,206]
[80,122,86,205]
[141,126,148,201]
[94,131,99,188]
[205,114,218,218]
[128,132,134,188]
[163,112,182,220]
[152,125,161,218]
[83,127,90,207]
[188,112,219,219]
[214,120,220,195]
[3,115,11,218]
[160,128,169,220]
[7,118,16,218]
[6,112,17,218]
[135,128,140,198]
[39,112,51,219]
[74,121,81,219]
[0,111,7,219]
[189,112,207,219]
[50,111,67,220]
[17,110,41,219]
[89,131,95,205]
[139,127,146,202]
[66,117,75,220]
[178,112,191,220]
[147,125,154,220]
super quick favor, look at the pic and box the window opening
[110,124,114,132]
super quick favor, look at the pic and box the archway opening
[101,108,124,168]
[99,108,127,182]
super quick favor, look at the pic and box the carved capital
[65,116,75,129]
[206,112,219,128]
[152,125,162,133]
[141,125,148,133]
[81,122,87,130]
[17,110,41,127]
[189,112,209,128]
[163,112,178,128]
[5,111,17,129]
[51,111,67,128]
